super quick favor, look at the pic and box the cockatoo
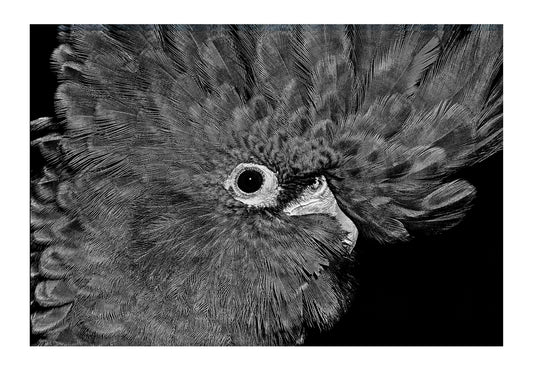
[30,25,502,345]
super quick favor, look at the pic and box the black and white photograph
[30,24,503,346]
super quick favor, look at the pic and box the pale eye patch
[224,163,280,207]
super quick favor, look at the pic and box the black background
[30,25,503,346]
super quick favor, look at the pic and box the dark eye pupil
[237,169,264,193]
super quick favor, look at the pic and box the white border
[2,1,532,376]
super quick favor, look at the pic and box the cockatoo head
[130,93,359,344]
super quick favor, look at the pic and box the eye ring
[224,163,279,207]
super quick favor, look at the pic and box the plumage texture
[31,24,503,345]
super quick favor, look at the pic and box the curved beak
[283,176,358,253]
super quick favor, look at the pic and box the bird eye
[236,168,264,193]
[224,163,279,207]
